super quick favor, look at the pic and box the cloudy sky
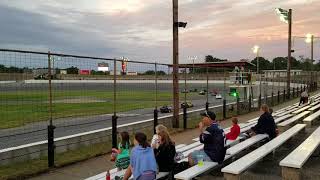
[0,0,319,64]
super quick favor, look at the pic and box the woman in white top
[151,124,169,149]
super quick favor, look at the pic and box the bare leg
[123,165,132,180]
[188,154,194,166]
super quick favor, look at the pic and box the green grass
[0,90,200,129]
[0,142,112,180]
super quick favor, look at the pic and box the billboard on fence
[98,62,109,72]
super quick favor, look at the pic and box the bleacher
[86,93,320,180]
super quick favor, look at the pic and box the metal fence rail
[0,48,318,172]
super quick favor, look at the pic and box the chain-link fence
[0,48,319,179]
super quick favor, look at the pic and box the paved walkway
[28,93,309,180]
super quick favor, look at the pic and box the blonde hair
[260,104,269,113]
[158,130,174,146]
[155,124,168,134]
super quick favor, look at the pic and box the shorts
[190,149,212,164]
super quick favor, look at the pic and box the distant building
[263,70,302,78]
[126,72,138,76]
[110,70,121,75]
[98,62,109,72]
[33,68,56,78]
[60,70,67,75]
[79,70,91,75]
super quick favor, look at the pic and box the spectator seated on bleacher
[154,129,176,172]
[151,124,168,149]
[124,132,157,180]
[110,131,131,170]
[226,117,240,141]
[188,111,226,166]
[249,104,277,139]
[299,90,309,106]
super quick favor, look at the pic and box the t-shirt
[226,124,240,140]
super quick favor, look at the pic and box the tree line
[204,55,320,71]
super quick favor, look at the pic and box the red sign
[79,70,91,75]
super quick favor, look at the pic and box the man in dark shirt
[251,104,277,139]
[188,111,226,166]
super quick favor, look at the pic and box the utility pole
[172,0,179,128]
[287,9,292,99]
[311,34,314,63]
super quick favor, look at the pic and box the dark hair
[135,132,150,148]
[269,108,273,115]
[120,131,130,148]
[232,117,238,124]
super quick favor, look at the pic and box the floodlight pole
[311,35,314,63]
[172,0,179,128]
[287,9,292,99]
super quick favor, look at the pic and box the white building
[263,70,302,78]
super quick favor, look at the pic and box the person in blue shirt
[188,111,226,166]
[124,132,157,180]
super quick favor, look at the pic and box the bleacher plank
[280,126,320,168]
[278,111,310,132]
[280,127,320,179]
[175,134,269,180]
[174,161,220,180]
[274,114,293,124]
[221,124,306,179]
[176,141,201,153]
[303,109,320,126]
[176,144,187,150]
[274,107,300,117]
[292,105,311,115]
[308,103,320,112]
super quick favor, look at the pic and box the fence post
[47,51,55,168]
[293,87,295,98]
[206,64,209,111]
[264,94,267,104]
[183,107,187,129]
[277,91,280,104]
[154,109,158,133]
[183,66,187,129]
[283,89,286,102]
[154,63,158,133]
[271,92,274,106]
[112,59,118,148]
[223,99,227,119]
[248,95,252,112]
[236,97,240,115]
[258,94,261,109]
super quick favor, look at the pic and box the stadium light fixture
[305,33,313,43]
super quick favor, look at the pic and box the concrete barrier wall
[0,109,179,166]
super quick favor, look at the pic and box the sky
[0,0,319,64]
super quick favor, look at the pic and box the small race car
[199,90,206,95]
[181,102,194,108]
[215,94,222,99]
[181,89,189,93]
[160,105,172,113]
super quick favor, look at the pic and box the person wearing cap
[188,111,226,166]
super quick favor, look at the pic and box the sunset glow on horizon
[0,0,319,63]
